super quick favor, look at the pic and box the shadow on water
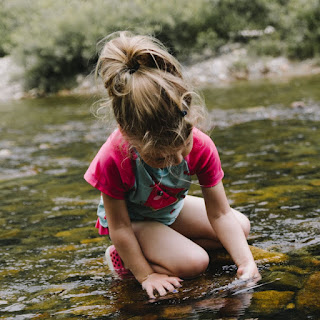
[0,75,319,319]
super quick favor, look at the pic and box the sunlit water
[0,75,319,319]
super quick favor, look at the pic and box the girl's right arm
[102,193,182,299]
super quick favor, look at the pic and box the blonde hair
[96,31,207,155]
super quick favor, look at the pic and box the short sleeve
[84,130,135,199]
[186,128,224,188]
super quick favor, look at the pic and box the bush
[9,0,213,91]
[3,0,319,92]
[0,0,32,56]
[248,34,287,57]
[287,0,320,59]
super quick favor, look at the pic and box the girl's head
[97,31,206,163]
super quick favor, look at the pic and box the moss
[128,315,158,320]
[296,272,320,312]
[230,184,313,203]
[69,304,116,316]
[0,228,20,239]
[264,271,304,289]
[46,244,78,253]
[29,313,51,319]
[212,245,288,265]
[161,305,193,319]
[310,179,320,186]
[250,290,294,314]
[269,265,310,275]
[69,294,110,307]
[26,297,60,311]
[0,268,20,280]
[55,230,72,237]
[250,246,289,264]
[310,258,320,266]
[54,226,96,243]
[80,237,105,244]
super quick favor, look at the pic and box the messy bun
[96,31,206,154]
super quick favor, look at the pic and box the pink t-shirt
[84,127,224,199]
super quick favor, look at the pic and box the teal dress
[97,155,191,227]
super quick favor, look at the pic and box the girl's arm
[102,193,181,298]
[201,182,260,281]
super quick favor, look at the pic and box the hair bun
[127,60,140,74]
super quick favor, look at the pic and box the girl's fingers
[154,284,167,296]
[145,285,156,299]
[142,275,184,299]
[162,282,175,293]
[168,277,183,287]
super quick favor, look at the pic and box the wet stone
[310,258,320,267]
[0,268,20,280]
[0,228,20,239]
[68,304,116,317]
[161,305,193,319]
[28,312,51,319]
[54,226,97,243]
[296,271,320,312]
[80,237,105,244]
[264,271,305,290]
[269,264,310,275]
[128,315,158,320]
[249,290,294,315]
[310,179,320,186]
[25,296,61,311]
[211,245,288,265]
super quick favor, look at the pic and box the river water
[0,75,319,319]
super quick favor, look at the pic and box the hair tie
[129,62,140,74]
[180,110,188,117]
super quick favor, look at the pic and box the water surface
[0,75,319,319]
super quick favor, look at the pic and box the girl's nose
[172,153,183,165]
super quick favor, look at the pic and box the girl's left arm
[202,181,261,281]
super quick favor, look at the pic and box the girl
[84,31,260,299]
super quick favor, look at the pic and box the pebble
[290,101,306,109]
[0,149,12,157]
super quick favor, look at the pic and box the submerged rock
[249,290,294,314]
[0,228,20,239]
[290,101,306,109]
[161,305,193,319]
[211,245,288,265]
[264,271,304,290]
[296,271,320,312]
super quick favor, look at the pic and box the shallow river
[0,75,319,319]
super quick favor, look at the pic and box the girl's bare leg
[170,195,250,250]
[132,221,209,278]
[131,195,250,278]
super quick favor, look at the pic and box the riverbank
[1,49,320,101]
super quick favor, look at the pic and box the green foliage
[287,0,320,59]
[248,34,287,57]
[0,0,32,56]
[1,0,320,92]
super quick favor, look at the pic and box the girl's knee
[243,217,251,238]
[239,213,251,238]
[232,209,251,238]
[177,249,209,278]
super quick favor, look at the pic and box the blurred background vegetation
[1,0,319,92]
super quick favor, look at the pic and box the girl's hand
[141,273,183,299]
[237,260,261,284]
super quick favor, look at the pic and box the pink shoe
[105,245,131,277]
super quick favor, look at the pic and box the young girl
[84,31,260,299]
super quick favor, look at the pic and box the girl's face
[137,132,193,168]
